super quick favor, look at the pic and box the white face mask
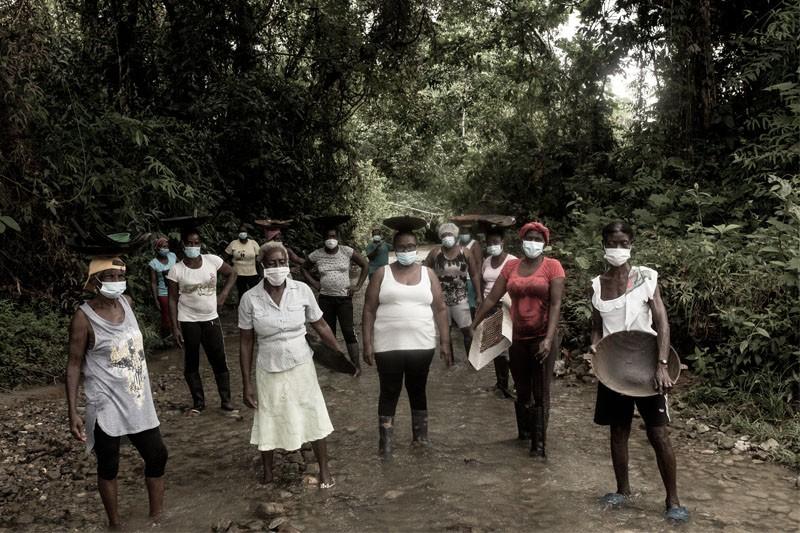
[522,240,544,259]
[324,239,338,250]
[396,251,417,266]
[604,247,631,266]
[372,235,382,242]
[441,236,456,248]
[238,232,248,241]
[263,266,290,286]
[184,246,201,259]
[98,280,126,299]
[486,244,503,257]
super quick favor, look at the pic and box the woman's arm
[351,251,369,293]
[66,311,89,442]
[361,267,384,366]
[649,285,673,394]
[216,262,237,306]
[310,318,343,354]
[429,268,453,366]
[537,277,565,360]
[167,279,183,348]
[471,275,507,329]
[466,249,482,305]
[590,287,603,351]
[149,268,160,309]
[239,328,257,408]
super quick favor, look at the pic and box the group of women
[65,216,688,528]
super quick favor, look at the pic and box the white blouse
[591,266,658,338]
[238,279,324,372]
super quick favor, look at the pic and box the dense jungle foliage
[1,1,798,431]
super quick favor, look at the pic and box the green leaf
[0,216,20,232]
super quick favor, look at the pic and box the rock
[553,360,566,377]
[758,438,779,452]
[722,459,734,466]
[749,490,768,499]
[303,475,318,486]
[383,489,404,500]
[242,520,265,531]
[268,517,288,530]
[717,436,736,450]
[768,505,791,514]
[692,492,712,501]
[255,503,286,519]
[695,423,710,434]
[788,509,800,522]
[700,449,715,455]
[278,490,293,499]
[734,439,750,452]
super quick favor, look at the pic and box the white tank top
[482,253,516,297]
[373,266,437,353]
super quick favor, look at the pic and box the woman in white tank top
[362,221,451,460]
[481,227,517,398]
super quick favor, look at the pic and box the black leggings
[375,349,435,417]
[93,423,168,481]
[509,335,559,426]
[318,295,358,344]
[236,275,260,300]
[180,319,228,375]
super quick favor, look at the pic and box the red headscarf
[518,221,550,245]
[153,237,169,250]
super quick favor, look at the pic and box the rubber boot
[184,372,205,411]
[346,342,361,377]
[214,371,235,411]
[514,402,531,440]
[530,405,546,458]
[378,416,394,461]
[411,410,430,446]
[493,357,512,398]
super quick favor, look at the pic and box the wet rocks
[255,502,286,519]
[383,489,404,500]
[717,436,736,450]
[758,438,779,452]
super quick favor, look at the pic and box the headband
[518,221,550,245]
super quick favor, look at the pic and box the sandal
[319,477,336,489]
[665,505,690,523]
[599,492,627,508]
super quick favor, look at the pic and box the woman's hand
[216,294,227,308]
[440,343,454,367]
[172,327,184,349]
[243,385,258,409]
[654,365,674,394]
[536,336,552,362]
[69,414,86,442]
[363,344,375,366]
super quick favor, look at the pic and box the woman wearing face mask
[66,257,168,528]
[239,242,341,488]
[225,224,261,300]
[589,221,688,522]
[472,221,564,458]
[365,227,391,280]
[304,222,369,376]
[362,217,452,460]
[149,237,177,338]
[480,225,517,398]
[167,228,238,413]
[455,222,481,318]
[424,222,482,360]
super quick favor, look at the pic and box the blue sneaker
[665,505,690,523]
[599,492,627,507]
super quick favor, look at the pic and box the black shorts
[593,382,669,428]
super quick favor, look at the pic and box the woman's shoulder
[500,257,521,276]
[202,253,224,267]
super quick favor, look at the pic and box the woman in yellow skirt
[238,242,342,488]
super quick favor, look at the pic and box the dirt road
[1,276,799,532]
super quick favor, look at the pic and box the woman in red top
[472,221,565,458]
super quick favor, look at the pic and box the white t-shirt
[166,254,224,322]
[225,239,260,276]
[237,280,324,372]
[591,266,658,337]
[308,245,354,297]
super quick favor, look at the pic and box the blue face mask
[396,251,417,266]
[238,232,248,241]
[460,234,471,244]
[158,248,170,257]
[184,246,201,259]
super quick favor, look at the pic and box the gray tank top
[80,297,159,452]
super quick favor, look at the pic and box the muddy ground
[1,277,799,532]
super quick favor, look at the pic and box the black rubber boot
[514,402,531,440]
[184,372,205,411]
[214,371,235,411]
[411,410,430,446]
[493,357,512,398]
[530,405,546,458]
[378,416,394,461]
[346,342,361,377]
